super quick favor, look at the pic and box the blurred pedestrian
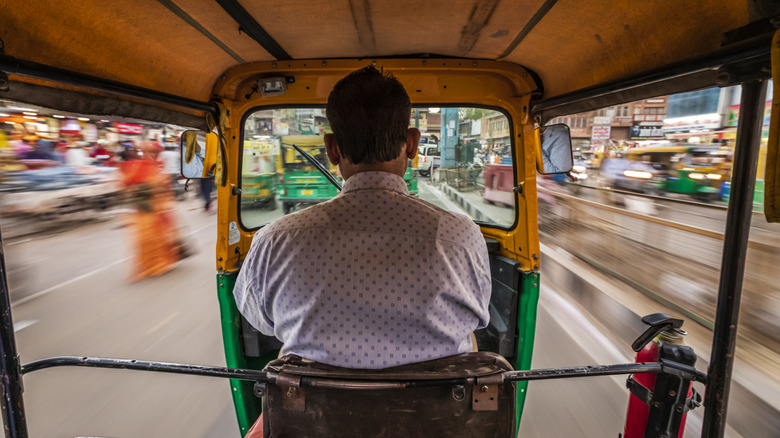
[52,139,68,164]
[91,140,113,165]
[120,142,188,281]
[65,142,92,166]
[21,134,55,161]
[158,145,182,199]
[199,176,214,212]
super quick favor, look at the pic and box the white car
[416,145,441,177]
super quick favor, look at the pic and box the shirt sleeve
[233,229,276,336]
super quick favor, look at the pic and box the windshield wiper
[291,144,342,191]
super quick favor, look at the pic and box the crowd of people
[0,127,211,281]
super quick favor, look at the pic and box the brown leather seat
[259,351,516,437]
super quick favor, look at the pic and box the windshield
[239,107,515,229]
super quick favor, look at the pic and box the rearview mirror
[537,124,574,174]
[181,130,218,178]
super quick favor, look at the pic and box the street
[0,178,762,436]
[5,199,239,437]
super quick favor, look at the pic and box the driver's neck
[339,156,407,180]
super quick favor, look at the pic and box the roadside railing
[537,184,780,353]
[440,167,483,192]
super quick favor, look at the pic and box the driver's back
[233,170,491,369]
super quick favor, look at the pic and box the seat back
[261,352,516,437]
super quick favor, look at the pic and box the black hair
[326,66,411,164]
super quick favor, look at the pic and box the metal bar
[503,362,662,382]
[532,42,769,120]
[22,356,677,385]
[216,0,292,61]
[701,79,766,438]
[0,228,28,438]
[157,0,246,63]
[498,0,558,58]
[284,362,674,387]
[21,356,272,383]
[0,80,209,130]
[0,54,218,115]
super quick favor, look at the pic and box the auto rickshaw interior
[0,1,773,437]
[219,88,545,433]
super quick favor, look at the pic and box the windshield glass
[239,107,515,229]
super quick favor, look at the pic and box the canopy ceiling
[0,0,758,106]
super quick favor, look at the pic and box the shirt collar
[341,171,409,195]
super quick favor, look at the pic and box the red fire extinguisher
[622,314,701,438]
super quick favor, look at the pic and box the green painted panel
[513,271,540,430]
[217,272,278,437]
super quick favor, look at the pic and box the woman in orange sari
[120,142,184,281]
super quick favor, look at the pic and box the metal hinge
[277,372,305,412]
[473,374,503,411]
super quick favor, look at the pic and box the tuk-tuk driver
[234,66,491,370]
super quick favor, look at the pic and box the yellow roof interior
[1,0,754,104]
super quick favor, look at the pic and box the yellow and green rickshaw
[0,1,774,437]
[277,135,339,214]
[241,139,278,210]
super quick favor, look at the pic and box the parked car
[416,145,441,177]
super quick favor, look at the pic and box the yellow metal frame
[210,59,541,272]
[765,29,780,221]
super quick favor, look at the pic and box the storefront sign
[592,116,611,125]
[727,101,772,127]
[115,122,144,135]
[630,123,664,140]
[591,125,611,141]
[662,113,721,132]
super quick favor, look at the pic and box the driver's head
[326,66,412,164]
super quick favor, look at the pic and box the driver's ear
[324,133,340,165]
[406,128,421,159]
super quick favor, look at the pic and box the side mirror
[181,130,218,178]
[536,123,574,174]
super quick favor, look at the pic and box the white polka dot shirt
[234,171,491,369]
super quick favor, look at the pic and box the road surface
[0,178,762,436]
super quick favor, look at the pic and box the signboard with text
[115,122,144,135]
[662,113,721,132]
[630,123,664,140]
[250,138,280,156]
[591,125,611,141]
